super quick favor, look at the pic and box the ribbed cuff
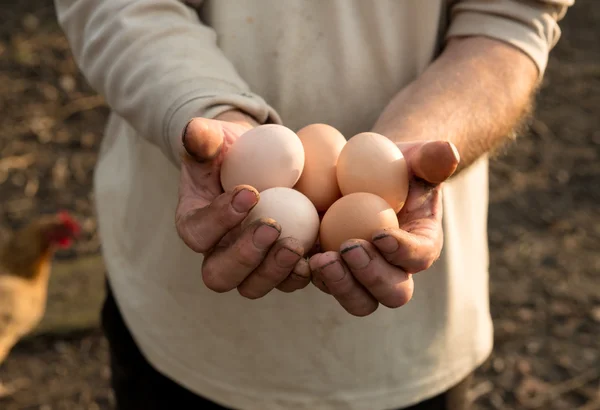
[446,9,553,83]
[163,86,282,167]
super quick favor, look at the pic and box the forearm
[372,36,538,174]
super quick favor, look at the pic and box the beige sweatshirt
[54,1,572,409]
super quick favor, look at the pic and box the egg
[220,124,305,193]
[336,132,409,213]
[319,192,399,252]
[293,123,347,211]
[243,187,320,253]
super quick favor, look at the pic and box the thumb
[181,118,226,163]
[396,140,460,184]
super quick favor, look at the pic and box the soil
[0,1,598,409]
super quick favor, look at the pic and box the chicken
[0,211,80,396]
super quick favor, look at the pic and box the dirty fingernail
[232,189,258,213]
[276,247,302,268]
[253,223,280,248]
[372,234,399,254]
[181,118,194,140]
[341,244,371,269]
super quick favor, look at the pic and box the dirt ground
[0,1,598,409]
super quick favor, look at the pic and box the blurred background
[0,1,598,409]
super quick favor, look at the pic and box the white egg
[243,187,320,254]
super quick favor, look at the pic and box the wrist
[215,109,261,128]
[372,36,537,173]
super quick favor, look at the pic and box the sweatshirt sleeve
[53,0,282,167]
[445,0,574,80]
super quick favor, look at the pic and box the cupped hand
[309,140,460,316]
[175,111,311,298]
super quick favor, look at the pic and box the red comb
[58,210,81,235]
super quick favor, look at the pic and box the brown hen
[0,211,80,396]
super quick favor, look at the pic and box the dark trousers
[101,279,473,410]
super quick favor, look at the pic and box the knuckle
[237,286,263,300]
[312,276,330,294]
[290,271,311,285]
[276,285,295,293]
[191,238,213,254]
[357,269,385,289]
[292,258,311,278]
[206,196,241,231]
[348,301,379,317]
[256,266,288,284]
[211,207,239,231]
[336,286,358,301]
[234,247,262,270]
[202,266,232,293]
[294,269,310,282]
[176,220,212,254]
[287,281,308,292]
[215,208,237,231]
[204,278,232,293]
[410,259,433,274]
[407,254,438,273]
[383,283,414,309]
[186,227,217,255]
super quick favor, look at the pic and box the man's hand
[309,36,538,317]
[309,140,460,316]
[175,110,311,298]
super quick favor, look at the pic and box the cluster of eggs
[220,123,409,254]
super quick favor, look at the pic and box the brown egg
[319,192,399,252]
[243,187,320,254]
[336,132,409,213]
[220,124,305,193]
[293,123,347,211]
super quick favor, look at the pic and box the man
[54,0,573,409]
